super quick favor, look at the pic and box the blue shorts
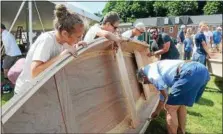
[167,62,210,107]
[192,52,206,65]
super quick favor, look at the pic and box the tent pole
[28,1,33,50]
[8,0,26,33]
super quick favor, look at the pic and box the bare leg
[165,104,180,134]
[177,105,187,134]
[4,69,9,79]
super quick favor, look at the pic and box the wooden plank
[134,50,157,100]
[115,44,138,128]
[54,70,79,133]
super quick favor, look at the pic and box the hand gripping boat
[1,38,159,133]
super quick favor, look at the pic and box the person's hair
[54,4,83,35]
[136,68,145,84]
[185,28,192,38]
[199,21,207,28]
[102,12,120,25]
[148,27,158,33]
[1,23,6,30]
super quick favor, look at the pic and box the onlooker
[15,4,86,94]
[122,22,146,40]
[84,11,121,44]
[204,26,213,48]
[147,27,180,60]
[183,28,193,60]
[212,26,222,52]
[176,25,186,59]
[1,23,22,82]
[192,21,211,65]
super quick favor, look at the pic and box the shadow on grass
[145,111,192,134]
[196,97,214,106]
[145,111,167,134]
[205,87,222,93]
[214,76,223,92]
[187,111,203,117]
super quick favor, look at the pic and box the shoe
[1,83,13,94]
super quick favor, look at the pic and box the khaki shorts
[2,55,20,69]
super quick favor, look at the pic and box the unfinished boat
[1,38,159,133]
[207,52,222,77]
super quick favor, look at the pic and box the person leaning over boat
[122,22,146,40]
[136,60,210,134]
[84,11,122,46]
[14,4,87,94]
[192,21,212,65]
[147,27,180,60]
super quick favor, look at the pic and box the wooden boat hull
[207,53,222,77]
[2,38,159,133]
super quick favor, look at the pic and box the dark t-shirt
[177,30,185,42]
[195,32,207,55]
[151,33,180,60]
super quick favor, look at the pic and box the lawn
[146,75,223,134]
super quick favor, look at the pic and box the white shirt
[1,30,22,56]
[204,31,213,44]
[15,31,64,93]
[84,24,101,43]
[122,30,138,40]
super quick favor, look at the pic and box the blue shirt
[177,30,185,43]
[213,31,222,44]
[144,60,184,100]
[183,38,193,52]
[195,32,207,55]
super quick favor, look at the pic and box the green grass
[1,73,14,106]
[146,75,222,134]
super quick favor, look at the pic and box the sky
[70,1,107,14]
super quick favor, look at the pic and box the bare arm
[151,89,168,118]
[202,41,211,58]
[96,29,121,43]
[31,50,68,78]
[154,41,170,56]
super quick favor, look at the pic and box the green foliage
[167,1,198,16]
[203,1,223,15]
[102,1,221,23]
[102,1,154,23]
[153,1,168,17]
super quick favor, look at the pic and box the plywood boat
[1,38,159,133]
[207,52,222,77]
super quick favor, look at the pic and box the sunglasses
[111,23,118,30]
[136,28,144,34]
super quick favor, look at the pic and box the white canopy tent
[1,0,100,47]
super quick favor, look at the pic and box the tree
[102,1,117,15]
[102,1,154,23]
[153,1,168,17]
[203,1,223,15]
[167,1,198,16]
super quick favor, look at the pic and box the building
[119,14,222,44]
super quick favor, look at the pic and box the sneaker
[1,83,13,94]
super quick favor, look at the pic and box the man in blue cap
[136,60,210,134]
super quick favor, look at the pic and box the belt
[176,60,191,75]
